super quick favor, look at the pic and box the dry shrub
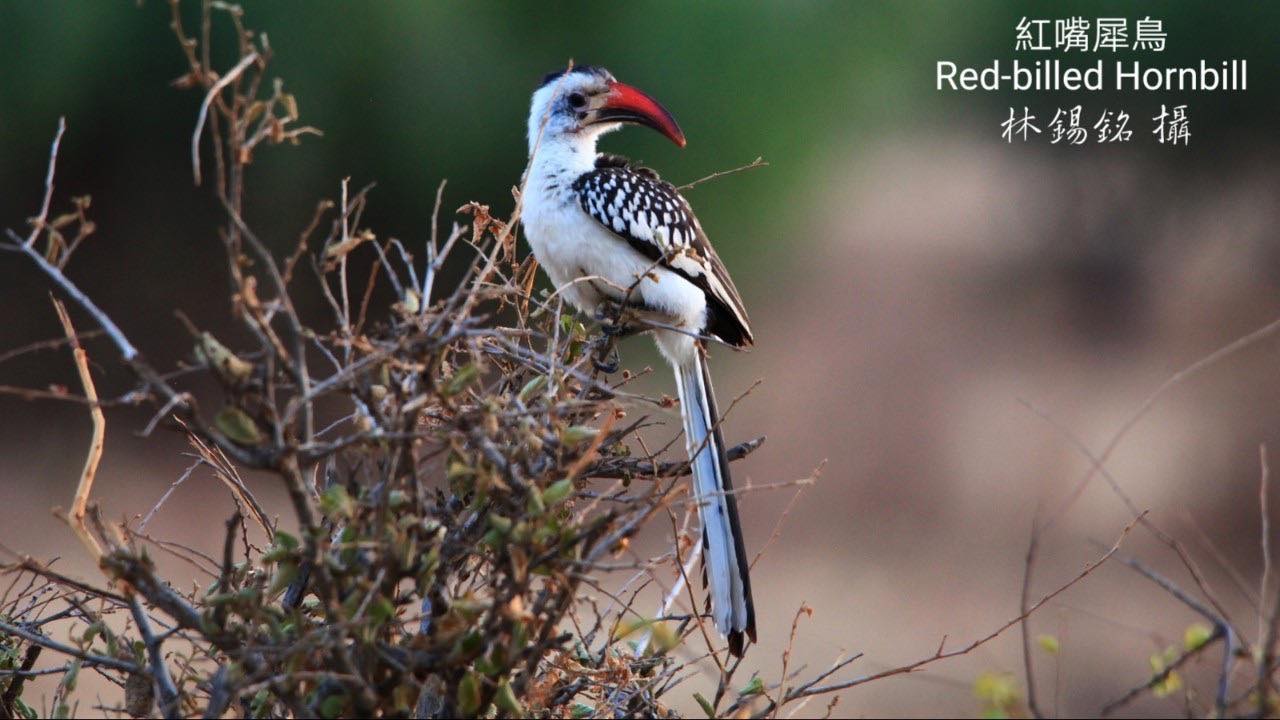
[1,3,777,717]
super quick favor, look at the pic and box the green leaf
[63,659,81,692]
[518,375,548,404]
[262,531,299,563]
[526,487,547,515]
[1152,670,1182,698]
[1184,623,1213,651]
[457,672,482,716]
[275,531,299,550]
[494,679,524,716]
[443,363,481,397]
[250,688,271,717]
[693,692,716,718]
[481,528,505,549]
[541,478,575,507]
[446,461,476,480]
[369,597,396,626]
[570,703,594,718]
[320,485,354,518]
[511,620,528,654]
[1036,634,1060,655]
[649,620,680,653]
[14,699,37,720]
[474,655,500,677]
[451,630,484,663]
[738,676,764,696]
[973,671,1019,709]
[561,425,599,445]
[268,560,299,596]
[214,406,263,445]
[387,489,409,509]
[487,514,513,534]
[319,694,345,719]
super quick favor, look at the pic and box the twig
[1106,552,1236,716]
[128,595,180,719]
[773,604,813,719]
[1258,443,1276,707]
[0,330,103,367]
[0,642,40,713]
[139,459,202,531]
[0,620,140,675]
[678,157,767,192]
[1099,624,1225,716]
[421,179,447,311]
[1020,512,1044,719]
[750,512,1144,717]
[1022,397,1243,641]
[634,530,702,657]
[589,436,766,479]
[191,51,259,185]
[750,467,817,570]
[52,299,104,560]
[3,230,139,361]
[23,117,65,248]
[1257,444,1280,718]
[1043,315,1280,528]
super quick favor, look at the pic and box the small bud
[560,425,598,445]
[197,332,254,387]
[400,289,420,314]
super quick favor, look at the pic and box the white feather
[673,350,749,637]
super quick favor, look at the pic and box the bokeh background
[2,2,1279,716]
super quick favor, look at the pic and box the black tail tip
[728,630,748,658]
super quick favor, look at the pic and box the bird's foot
[594,300,639,339]
[590,333,622,374]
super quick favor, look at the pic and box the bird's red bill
[603,81,687,147]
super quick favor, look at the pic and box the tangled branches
[0,3,780,717]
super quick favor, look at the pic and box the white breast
[524,186,707,335]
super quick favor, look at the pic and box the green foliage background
[2,2,1276,357]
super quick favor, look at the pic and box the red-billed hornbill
[522,66,756,656]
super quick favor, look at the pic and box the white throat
[525,124,614,214]
[527,131,598,178]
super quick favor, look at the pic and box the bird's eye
[567,92,586,109]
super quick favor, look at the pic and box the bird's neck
[529,132,598,179]
[525,133,599,209]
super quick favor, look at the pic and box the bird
[520,65,756,656]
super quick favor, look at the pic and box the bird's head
[527,65,685,156]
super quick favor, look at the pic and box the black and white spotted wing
[571,158,753,348]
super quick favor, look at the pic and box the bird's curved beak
[594,80,687,148]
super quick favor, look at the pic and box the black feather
[571,161,753,348]
[538,65,612,89]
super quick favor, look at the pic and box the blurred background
[2,2,1279,716]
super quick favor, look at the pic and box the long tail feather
[674,348,755,656]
